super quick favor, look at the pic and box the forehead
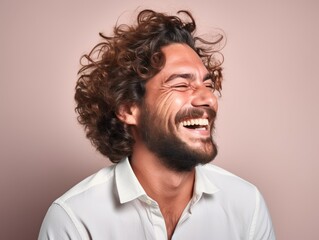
[161,43,206,72]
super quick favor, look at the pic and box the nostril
[201,103,210,108]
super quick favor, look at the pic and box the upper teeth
[181,118,209,127]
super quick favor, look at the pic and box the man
[39,9,275,240]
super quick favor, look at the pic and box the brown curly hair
[75,9,224,163]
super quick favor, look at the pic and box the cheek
[154,93,174,119]
[213,99,219,112]
[153,91,186,124]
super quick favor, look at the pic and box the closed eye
[203,73,215,89]
[174,83,189,88]
[204,78,215,89]
[204,82,215,89]
[172,83,190,90]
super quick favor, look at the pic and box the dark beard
[138,104,218,172]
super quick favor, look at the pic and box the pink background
[1,0,318,239]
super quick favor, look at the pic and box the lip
[174,108,216,138]
[186,128,211,137]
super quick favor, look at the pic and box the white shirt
[38,158,275,240]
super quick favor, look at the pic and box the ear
[116,104,140,125]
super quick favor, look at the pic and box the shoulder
[57,164,116,205]
[198,163,260,208]
[198,164,276,239]
[200,163,256,190]
[39,165,117,239]
[50,164,117,217]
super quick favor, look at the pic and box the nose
[191,85,218,110]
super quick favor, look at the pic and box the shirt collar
[115,158,220,204]
[194,164,220,196]
[115,158,146,204]
[187,165,220,213]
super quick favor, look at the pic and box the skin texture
[118,43,218,240]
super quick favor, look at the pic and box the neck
[129,143,195,207]
[130,141,196,240]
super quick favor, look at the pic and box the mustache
[175,107,217,125]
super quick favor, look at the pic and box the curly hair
[75,9,224,163]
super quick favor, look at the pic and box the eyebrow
[165,73,212,83]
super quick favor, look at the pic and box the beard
[138,103,218,172]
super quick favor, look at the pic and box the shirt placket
[140,196,167,240]
[171,193,202,239]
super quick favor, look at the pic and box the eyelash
[205,83,215,89]
[174,83,189,88]
[172,83,215,92]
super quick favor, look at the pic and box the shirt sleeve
[38,203,82,240]
[249,188,276,240]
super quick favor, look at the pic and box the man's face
[137,43,219,172]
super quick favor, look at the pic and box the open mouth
[181,118,209,130]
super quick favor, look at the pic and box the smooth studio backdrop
[1,0,318,239]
